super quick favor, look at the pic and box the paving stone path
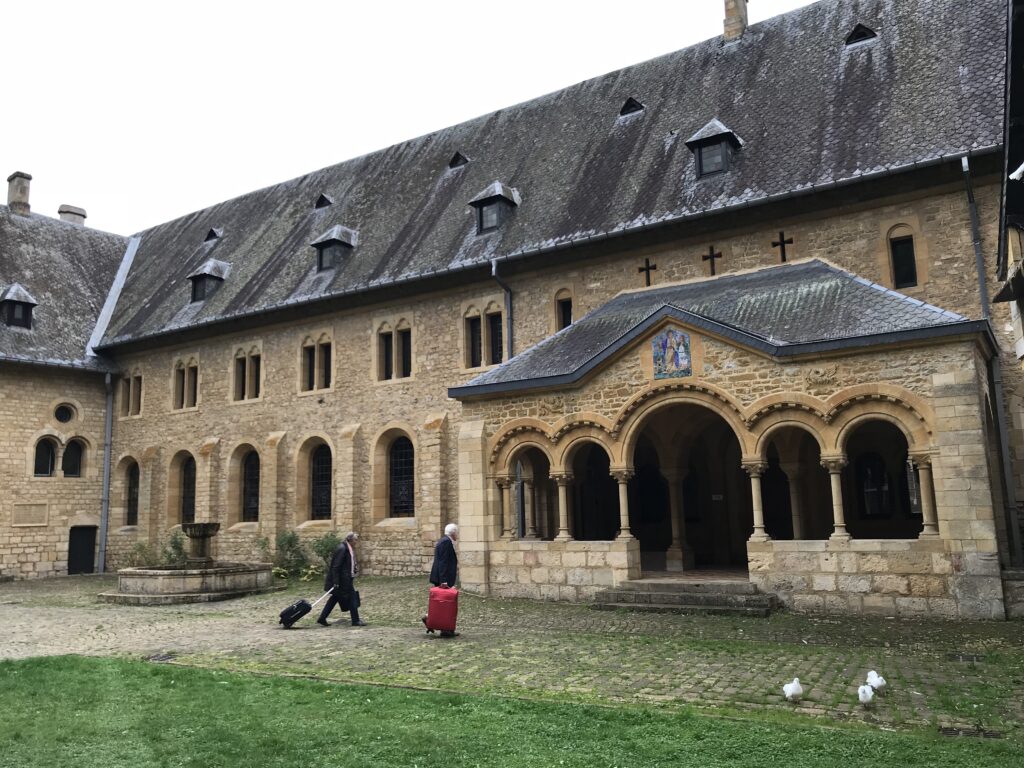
[2,575,1022,738]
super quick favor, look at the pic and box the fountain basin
[98,561,281,605]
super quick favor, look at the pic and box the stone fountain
[99,522,279,605]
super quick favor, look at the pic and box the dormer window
[469,181,521,235]
[448,152,470,170]
[311,225,358,272]
[187,259,231,303]
[619,97,645,116]
[1,283,37,329]
[315,194,334,209]
[204,228,223,242]
[685,119,744,179]
[845,24,877,46]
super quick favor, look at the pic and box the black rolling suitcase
[278,589,333,628]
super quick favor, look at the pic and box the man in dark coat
[317,531,366,627]
[429,523,459,589]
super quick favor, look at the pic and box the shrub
[273,531,309,577]
[162,531,188,565]
[255,536,272,563]
[300,561,325,582]
[310,532,341,568]
[125,542,160,568]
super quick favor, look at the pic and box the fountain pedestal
[182,522,220,566]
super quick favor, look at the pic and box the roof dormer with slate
[311,225,358,271]
[1,283,38,329]
[187,258,231,303]
[685,119,744,178]
[469,182,521,234]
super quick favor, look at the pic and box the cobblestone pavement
[2,575,1023,737]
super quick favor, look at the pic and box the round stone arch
[753,414,828,460]
[616,385,753,471]
[112,454,142,529]
[830,403,931,455]
[554,427,619,475]
[489,418,554,473]
[495,436,556,480]
[166,448,198,528]
[372,422,419,522]
[225,440,262,526]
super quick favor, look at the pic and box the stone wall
[0,365,109,579]
[487,538,640,601]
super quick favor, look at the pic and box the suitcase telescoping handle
[311,589,334,609]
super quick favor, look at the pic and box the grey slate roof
[99,0,1004,349]
[0,206,127,370]
[187,258,232,281]
[685,118,743,149]
[0,282,38,305]
[449,260,986,398]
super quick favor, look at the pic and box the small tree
[273,530,309,577]
[310,532,342,568]
[162,530,187,565]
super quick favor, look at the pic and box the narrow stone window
[126,462,140,526]
[173,366,186,410]
[234,355,247,401]
[120,377,131,417]
[185,364,198,408]
[379,331,394,380]
[487,311,504,365]
[301,344,317,392]
[466,315,483,368]
[388,437,415,517]
[34,438,56,477]
[62,439,84,478]
[241,451,260,523]
[131,375,143,416]
[557,295,573,330]
[890,235,918,289]
[318,342,332,388]
[310,444,332,520]
[249,354,261,398]
[180,457,196,524]
[397,328,412,378]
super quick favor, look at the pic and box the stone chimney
[724,0,748,42]
[7,171,31,216]
[58,204,87,226]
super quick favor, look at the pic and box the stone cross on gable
[772,231,794,263]
[702,245,722,276]
[638,257,657,287]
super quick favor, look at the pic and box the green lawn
[0,656,1018,768]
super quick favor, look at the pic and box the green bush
[310,532,341,568]
[124,542,160,567]
[299,561,325,582]
[273,531,309,577]
[162,530,188,565]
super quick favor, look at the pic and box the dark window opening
[120,377,131,417]
[234,357,247,401]
[620,97,644,116]
[487,312,504,364]
[126,463,140,526]
[310,445,332,520]
[380,331,394,380]
[3,301,33,328]
[316,245,337,272]
[250,355,261,398]
[318,342,332,388]
[34,439,56,477]
[478,202,501,233]
[557,297,573,330]
[191,276,219,302]
[448,152,470,169]
[204,228,221,242]
[398,328,412,378]
[131,376,143,416]
[315,194,333,209]
[697,142,727,176]
[62,440,84,478]
[242,451,260,523]
[54,404,75,423]
[185,365,198,408]
[845,24,877,46]
[466,316,482,368]
[180,457,196,525]
[174,367,186,409]
[890,236,918,289]
[302,345,316,391]
[389,437,415,517]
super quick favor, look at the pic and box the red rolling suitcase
[424,586,458,634]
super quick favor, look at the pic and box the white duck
[858,684,875,707]
[782,678,803,702]
[866,670,887,692]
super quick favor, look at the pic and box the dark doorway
[67,526,97,574]
[629,435,672,570]
[571,443,619,540]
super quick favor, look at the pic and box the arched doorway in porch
[569,442,619,540]
[759,425,832,540]
[628,403,750,571]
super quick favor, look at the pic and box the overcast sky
[5,0,813,235]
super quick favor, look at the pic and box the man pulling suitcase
[423,523,459,637]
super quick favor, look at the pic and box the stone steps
[592,575,777,617]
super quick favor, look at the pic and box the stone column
[742,461,770,542]
[611,470,635,540]
[663,470,694,569]
[820,456,850,540]
[261,432,286,550]
[552,473,573,541]
[780,461,804,539]
[496,478,514,539]
[523,479,538,538]
[910,452,939,537]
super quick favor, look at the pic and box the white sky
[4,0,813,235]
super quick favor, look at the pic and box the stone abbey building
[3,0,1024,619]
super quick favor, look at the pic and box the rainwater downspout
[97,372,114,573]
[491,259,514,358]
[963,156,1024,566]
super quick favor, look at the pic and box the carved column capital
[820,455,848,473]
[741,461,768,478]
[610,469,634,484]
[908,451,935,468]
[550,472,575,486]
[493,475,514,490]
